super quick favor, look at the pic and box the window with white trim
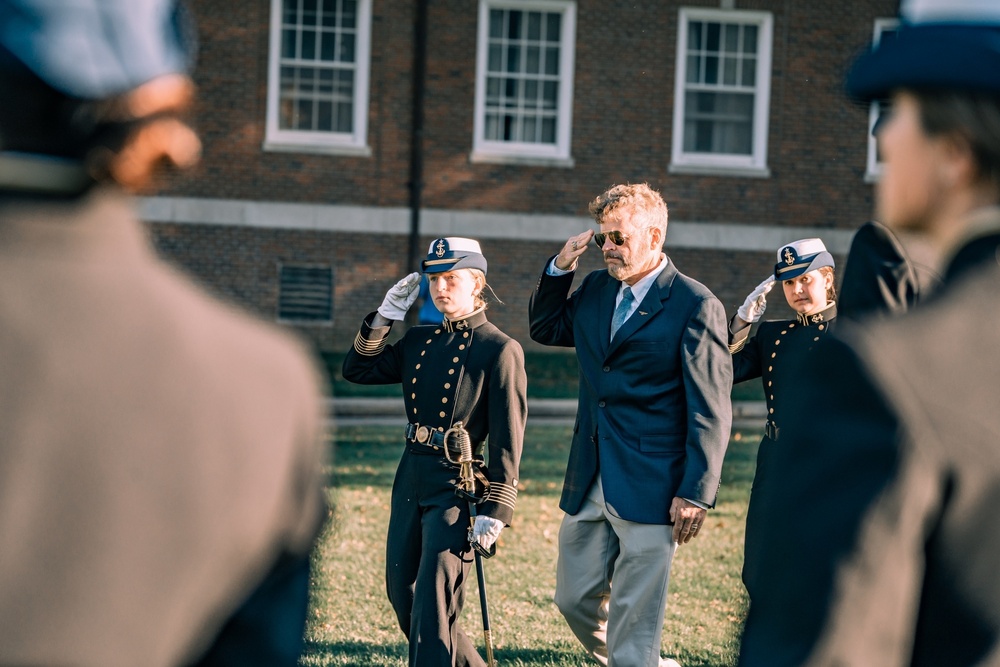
[670,8,773,176]
[265,0,372,155]
[865,18,899,182]
[472,0,577,166]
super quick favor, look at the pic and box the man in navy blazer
[529,183,732,667]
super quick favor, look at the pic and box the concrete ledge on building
[329,397,766,429]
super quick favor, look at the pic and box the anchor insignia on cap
[435,239,447,257]
[783,248,795,265]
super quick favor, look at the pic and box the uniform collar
[442,306,488,332]
[795,301,837,326]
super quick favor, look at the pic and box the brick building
[144,0,902,355]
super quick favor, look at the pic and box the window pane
[704,55,718,84]
[688,21,702,50]
[485,113,499,140]
[282,28,297,58]
[335,100,352,132]
[706,22,720,51]
[506,44,520,72]
[741,57,756,86]
[544,46,559,74]
[488,44,502,71]
[320,32,336,61]
[486,76,500,102]
[526,45,540,73]
[317,100,333,131]
[296,98,314,129]
[525,78,538,104]
[504,77,517,98]
[723,56,737,85]
[489,9,503,38]
[545,13,560,41]
[542,80,558,109]
[686,54,700,84]
[541,117,556,143]
[507,10,521,38]
[340,33,355,62]
[523,116,536,142]
[723,24,739,52]
[528,11,541,40]
[302,30,316,59]
[743,25,758,53]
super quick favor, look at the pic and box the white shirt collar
[617,253,669,305]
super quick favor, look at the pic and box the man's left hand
[669,497,707,544]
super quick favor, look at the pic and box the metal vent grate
[278,264,333,323]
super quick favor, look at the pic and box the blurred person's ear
[86,74,201,191]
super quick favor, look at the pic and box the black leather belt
[405,422,447,448]
[764,420,780,441]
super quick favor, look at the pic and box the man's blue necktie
[610,286,634,340]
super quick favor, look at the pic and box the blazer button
[603,366,610,372]
[598,400,606,408]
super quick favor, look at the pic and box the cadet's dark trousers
[742,434,778,605]
[386,447,484,667]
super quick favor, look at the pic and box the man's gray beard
[607,262,627,280]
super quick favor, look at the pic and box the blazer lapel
[598,278,617,357]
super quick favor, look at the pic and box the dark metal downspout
[407,0,429,277]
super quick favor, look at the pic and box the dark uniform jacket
[0,189,328,667]
[528,255,732,524]
[342,308,526,525]
[729,303,838,440]
[739,207,1000,667]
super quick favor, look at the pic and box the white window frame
[865,18,898,183]
[670,7,773,177]
[264,0,372,156]
[471,0,577,167]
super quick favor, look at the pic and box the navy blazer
[529,255,733,524]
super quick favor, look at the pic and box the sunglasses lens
[593,231,626,247]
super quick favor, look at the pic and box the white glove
[377,272,422,321]
[737,275,776,323]
[471,515,504,551]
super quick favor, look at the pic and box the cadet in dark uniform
[728,238,837,604]
[342,237,526,667]
[739,1,1000,663]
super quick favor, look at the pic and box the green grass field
[301,423,760,667]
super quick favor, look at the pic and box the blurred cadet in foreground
[739,0,1000,665]
[0,2,328,666]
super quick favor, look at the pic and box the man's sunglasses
[593,228,648,247]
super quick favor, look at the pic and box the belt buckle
[415,425,431,444]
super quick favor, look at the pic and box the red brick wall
[146,0,889,353]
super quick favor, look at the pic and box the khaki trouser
[555,476,678,667]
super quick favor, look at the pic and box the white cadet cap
[774,238,835,279]
[421,237,488,274]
